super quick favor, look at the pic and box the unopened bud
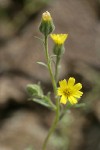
[39,11,55,36]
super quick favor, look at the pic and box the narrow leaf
[32,98,51,108]
[74,103,86,108]
[50,54,57,58]
[34,36,44,43]
[37,62,47,68]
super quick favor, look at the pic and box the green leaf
[44,95,56,110]
[31,95,56,110]
[74,103,86,108]
[27,84,43,97]
[27,84,56,109]
[32,98,52,108]
[50,54,57,58]
[34,36,44,44]
[47,92,51,98]
[37,61,47,68]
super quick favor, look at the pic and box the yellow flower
[57,77,83,105]
[42,11,52,21]
[50,34,68,45]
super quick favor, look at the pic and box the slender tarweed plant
[27,11,84,150]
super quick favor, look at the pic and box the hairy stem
[42,97,59,150]
[44,36,57,95]
[42,36,60,150]
[55,55,60,84]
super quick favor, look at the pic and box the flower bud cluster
[39,11,68,57]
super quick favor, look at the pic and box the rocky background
[0,0,100,150]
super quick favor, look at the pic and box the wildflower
[39,11,55,36]
[50,34,68,56]
[50,34,68,45]
[57,77,83,105]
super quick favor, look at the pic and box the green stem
[44,96,56,111]
[55,55,60,84]
[42,97,59,150]
[42,36,60,150]
[44,36,57,95]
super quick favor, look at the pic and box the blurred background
[0,0,100,150]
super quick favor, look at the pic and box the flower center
[63,88,72,97]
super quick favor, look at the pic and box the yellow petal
[50,34,68,44]
[68,96,78,105]
[73,91,83,98]
[68,77,75,87]
[57,88,63,96]
[60,96,67,104]
[74,83,82,90]
[59,79,67,89]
